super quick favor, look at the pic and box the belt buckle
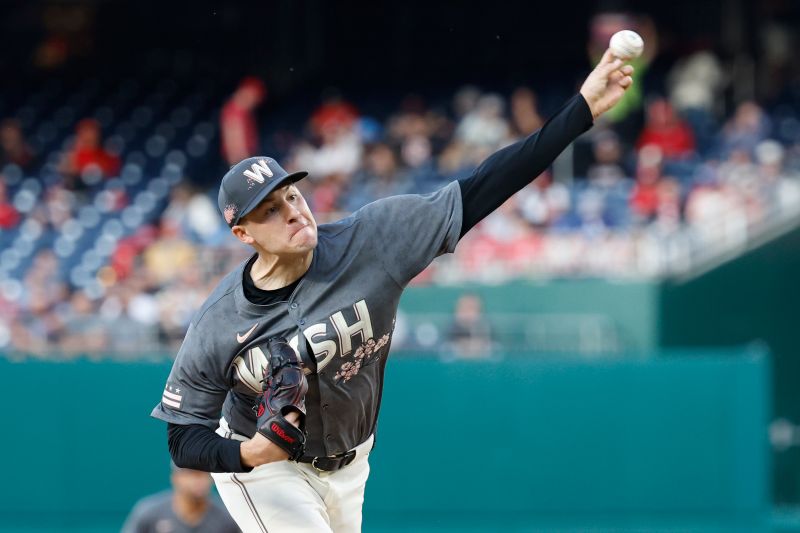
[311,449,356,472]
[342,449,357,467]
[311,457,327,472]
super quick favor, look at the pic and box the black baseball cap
[218,157,308,227]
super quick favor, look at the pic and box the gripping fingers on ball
[599,48,616,66]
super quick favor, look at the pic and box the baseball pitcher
[152,50,634,532]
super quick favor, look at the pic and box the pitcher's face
[234,184,318,256]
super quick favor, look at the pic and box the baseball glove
[255,337,307,460]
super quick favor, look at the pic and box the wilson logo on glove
[271,422,295,444]
[255,337,307,460]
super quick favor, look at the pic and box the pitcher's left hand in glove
[256,337,308,460]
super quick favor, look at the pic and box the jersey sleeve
[458,94,594,236]
[356,180,463,286]
[150,321,230,429]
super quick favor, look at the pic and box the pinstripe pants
[211,418,373,533]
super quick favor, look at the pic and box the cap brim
[234,170,308,225]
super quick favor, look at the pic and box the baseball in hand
[609,30,644,60]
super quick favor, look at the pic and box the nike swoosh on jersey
[237,323,259,343]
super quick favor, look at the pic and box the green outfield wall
[401,226,800,506]
[0,350,770,532]
[659,225,800,504]
[401,279,660,354]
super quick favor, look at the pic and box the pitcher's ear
[232,224,254,245]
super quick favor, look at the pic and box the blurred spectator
[0,119,35,170]
[588,130,627,186]
[36,183,76,230]
[308,173,346,219]
[60,291,109,355]
[59,118,121,187]
[98,280,160,357]
[481,197,531,243]
[345,143,408,210]
[668,50,725,114]
[386,96,426,144]
[126,280,162,338]
[758,21,795,102]
[668,51,726,115]
[574,187,609,231]
[517,172,570,228]
[667,51,726,156]
[685,181,747,249]
[445,294,494,359]
[401,134,433,170]
[0,181,20,229]
[436,139,473,179]
[143,221,198,286]
[653,177,682,230]
[510,87,544,137]
[111,226,159,281]
[719,148,759,189]
[12,283,67,355]
[157,269,208,349]
[220,76,266,165]
[293,128,362,180]
[384,96,446,190]
[755,140,800,212]
[162,182,224,244]
[33,3,96,70]
[456,93,510,149]
[10,252,70,355]
[630,144,664,222]
[721,101,772,156]
[636,98,696,160]
[3,65,800,359]
[292,94,362,178]
[452,85,481,121]
[24,250,65,295]
[310,93,359,137]
[121,464,239,533]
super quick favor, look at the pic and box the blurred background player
[121,463,239,533]
[445,293,494,360]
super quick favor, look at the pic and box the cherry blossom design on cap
[224,204,239,225]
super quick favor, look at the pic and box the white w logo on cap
[242,159,274,184]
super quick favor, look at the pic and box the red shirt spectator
[310,96,358,139]
[0,181,20,229]
[630,179,660,217]
[221,77,266,165]
[636,98,695,159]
[60,119,121,182]
[630,145,663,219]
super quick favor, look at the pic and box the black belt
[298,449,357,472]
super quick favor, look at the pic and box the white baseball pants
[212,418,373,533]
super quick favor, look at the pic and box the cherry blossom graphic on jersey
[334,332,390,383]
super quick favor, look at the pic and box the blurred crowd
[2,42,800,357]
[278,53,800,281]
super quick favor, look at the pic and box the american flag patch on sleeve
[162,385,183,409]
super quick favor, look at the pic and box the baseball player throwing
[152,50,634,532]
